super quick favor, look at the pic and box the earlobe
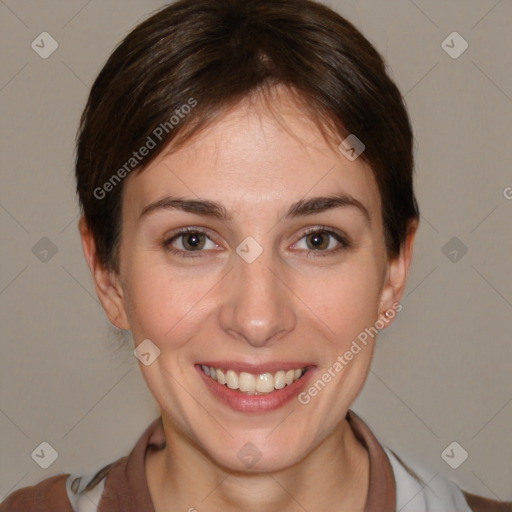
[78,217,130,330]
[378,220,418,322]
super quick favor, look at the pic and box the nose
[218,247,297,348]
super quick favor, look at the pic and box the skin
[80,88,417,512]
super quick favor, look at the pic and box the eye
[293,227,349,256]
[163,228,219,257]
[162,226,349,259]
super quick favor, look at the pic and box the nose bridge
[218,243,296,347]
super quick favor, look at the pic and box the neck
[147,416,369,512]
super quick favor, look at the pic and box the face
[82,89,414,472]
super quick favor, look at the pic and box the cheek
[302,263,383,345]
[122,238,385,350]
[300,265,383,411]
[123,259,208,344]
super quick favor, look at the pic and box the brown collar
[347,410,396,512]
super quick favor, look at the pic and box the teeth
[274,370,286,390]
[201,365,306,394]
[226,370,238,390]
[239,372,255,392]
[216,369,226,385]
[256,373,274,393]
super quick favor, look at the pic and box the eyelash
[162,226,350,259]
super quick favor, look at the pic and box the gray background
[1,0,511,504]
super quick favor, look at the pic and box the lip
[196,363,316,412]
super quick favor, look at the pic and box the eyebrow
[139,194,371,225]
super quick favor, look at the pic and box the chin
[198,431,311,474]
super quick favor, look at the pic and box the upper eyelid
[164,226,215,242]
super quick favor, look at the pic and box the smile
[200,365,306,395]
[197,361,314,412]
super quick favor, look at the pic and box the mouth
[196,362,314,412]
[200,365,307,395]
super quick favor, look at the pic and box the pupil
[308,233,326,250]
[185,233,203,250]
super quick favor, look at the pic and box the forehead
[123,91,381,221]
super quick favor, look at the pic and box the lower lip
[196,366,315,412]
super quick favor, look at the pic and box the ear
[79,217,130,330]
[378,220,418,325]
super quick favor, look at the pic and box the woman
[1,0,509,510]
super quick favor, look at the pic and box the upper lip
[197,361,314,374]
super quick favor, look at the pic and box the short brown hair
[75,0,419,271]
